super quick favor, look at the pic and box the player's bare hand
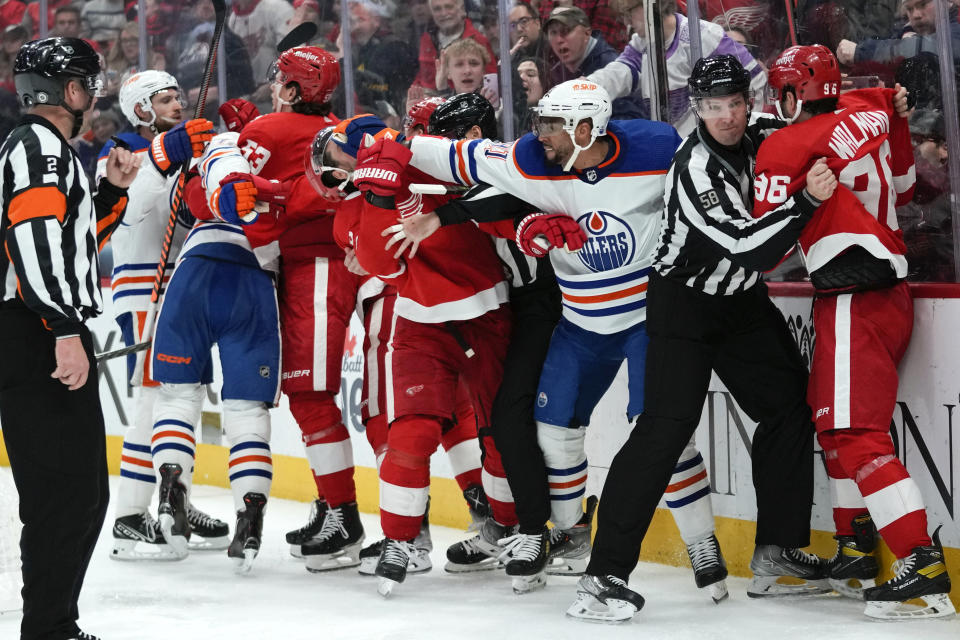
[401,211,441,244]
[836,39,856,65]
[892,83,912,118]
[51,335,90,390]
[383,223,420,259]
[805,157,837,202]
[104,146,142,189]
[343,247,368,276]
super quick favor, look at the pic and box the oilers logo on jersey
[576,211,635,273]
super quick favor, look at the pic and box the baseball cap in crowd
[544,6,590,30]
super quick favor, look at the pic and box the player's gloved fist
[353,134,411,196]
[218,98,260,132]
[516,212,586,258]
[221,171,290,205]
[150,118,215,174]
[210,176,258,225]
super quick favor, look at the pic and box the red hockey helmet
[403,96,445,133]
[270,46,340,104]
[768,45,841,104]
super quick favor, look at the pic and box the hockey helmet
[688,55,753,120]
[403,96,446,135]
[429,92,497,140]
[330,113,399,158]
[768,45,840,121]
[269,46,340,105]
[305,125,353,194]
[14,37,103,110]
[533,79,612,171]
[118,69,184,129]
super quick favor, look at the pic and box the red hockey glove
[353,135,411,197]
[221,172,290,206]
[516,213,587,258]
[210,175,258,225]
[149,118,214,174]
[218,98,260,133]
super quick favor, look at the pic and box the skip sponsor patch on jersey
[576,211,636,273]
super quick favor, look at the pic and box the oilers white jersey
[409,119,682,334]
[184,131,280,273]
[96,132,191,319]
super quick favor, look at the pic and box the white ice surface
[1,476,958,640]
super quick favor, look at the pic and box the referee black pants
[587,272,814,581]
[488,286,561,533]
[0,304,109,640]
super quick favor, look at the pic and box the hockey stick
[120,0,228,383]
[277,21,318,53]
[96,340,151,363]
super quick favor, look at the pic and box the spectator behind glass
[74,110,120,180]
[794,0,900,51]
[103,22,140,98]
[24,0,69,40]
[538,0,628,51]
[0,24,27,93]
[509,2,547,63]
[411,0,496,91]
[82,0,127,48]
[587,0,766,135]
[52,5,82,38]
[516,56,548,133]
[228,0,294,86]
[545,6,643,119]
[0,0,25,32]
[437,37,493,102]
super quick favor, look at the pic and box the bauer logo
[576,211,635,273]
[537,392,548,408]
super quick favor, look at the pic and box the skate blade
[289,544,305,559]
[546,555,589,576]
[235,548,258,575]
[443,557,503,573]
[747,575,832,598]
[565,592,637,624]
[829,577,875,600]
[110,539,185,562]
[377,577,398,597]
[360,553,432,576]
[708,580,729,604]
[864,593,957,620]
[512,573,547,595]
[305,541,364,573]
[188,535,230,552]
[158,515,190,556]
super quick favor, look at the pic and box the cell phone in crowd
[842,75,882,92]
[483,73,499,106]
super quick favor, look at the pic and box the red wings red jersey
[332,191,386,313]
[354,167,508,324]
[239,111,343,261]
[753,88,915,277]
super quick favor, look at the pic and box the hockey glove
[516,213,586,258]
[150,118,214,175]
[210,176,258,225]
[353,134,411,197]
[221,171,290,206]
[218,98,260,133]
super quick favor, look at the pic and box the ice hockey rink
[0,472,956,640]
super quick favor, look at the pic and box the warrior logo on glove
[576,211,636,273]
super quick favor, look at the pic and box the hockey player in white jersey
[101,70,228,561]
[367,80,726,603]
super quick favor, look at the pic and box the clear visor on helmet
[531,114,567,137]
[266,60,281,85]
[305,133,351,195]
[691,93,751,120]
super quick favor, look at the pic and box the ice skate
[501,528,548,594]
[302,501,365,572]
[747,545,831,597]
[828,514,878,599]
[285,499,327,558]
[228,492,267,574]
[110,512,183,561]
[186,504,230,551]
[462,483,491,531]
[863,529,955,620]
[547,495,597,576]
[686,534,728,603]
[68,631,101,640]
[157,463,190,556]
[444,516,515,573]
[375,537,418,597]
[566,574,645,624]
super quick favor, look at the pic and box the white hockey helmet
[118,70,183,129]
[534,79,612,171]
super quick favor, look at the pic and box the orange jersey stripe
[228,455,272,467]
[563,283,648,304]
[7,186,67,226]
[121,455,153,469]
[455,140,469,183]
[111,275,169,289]
[666,469,708,493]
[550,477,586,490]
[151,430,196,444]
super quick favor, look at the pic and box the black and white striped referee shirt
[656,113,820,296]
[1,115,128,337]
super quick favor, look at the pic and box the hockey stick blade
[408,183,470,195]
[277,22,318,52]
[97,340,150,362]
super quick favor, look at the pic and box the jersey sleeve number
[754,174,789,204]
[698,190,720,209]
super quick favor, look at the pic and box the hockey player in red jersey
[329,113,515,596]
[756,44,953,620]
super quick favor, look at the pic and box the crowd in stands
[0,0,956,280]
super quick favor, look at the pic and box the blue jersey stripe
[550,488,586,501]
[556,267,650,290]
[229,469,273,481]
[230,441,271,454]
[563,299,647,317]
[545,459,589,476]
[120,469,156,483]
[151,442,195,456]
[665,486,711,509]
[674,453,704,474]
[154,419,195,432]
[122,442,152,454]
[113,288,153,300]
[467,139,480,183]
[447,144,463,185]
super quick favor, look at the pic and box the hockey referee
[573,55,841,621]
[0,38,140,640]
